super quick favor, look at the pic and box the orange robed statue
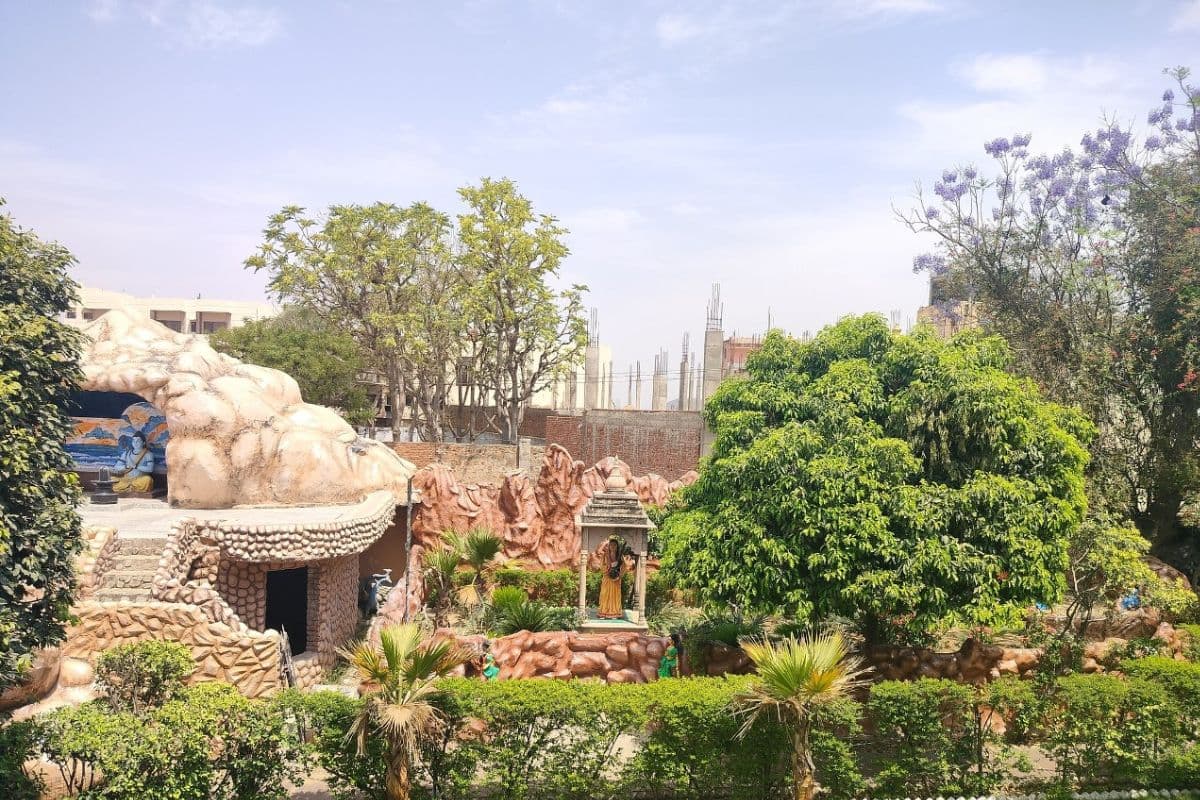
[598,537,628,619]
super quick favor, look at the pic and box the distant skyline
[3,1,1199,403]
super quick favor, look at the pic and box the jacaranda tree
[0,201,83,690]
[658,315,1091,643]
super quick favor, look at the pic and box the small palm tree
[343,624,471,800]
[735,632,866,800]
[423,546,462,627]
[446,527,502,606]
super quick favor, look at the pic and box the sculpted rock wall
[438,630,671,684]
[80,309,415,508]
[410,444,697,568]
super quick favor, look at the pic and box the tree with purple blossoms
[902,67,1200,575]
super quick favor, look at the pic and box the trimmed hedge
[301,676,835,800]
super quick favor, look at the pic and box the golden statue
[598,537,627,619]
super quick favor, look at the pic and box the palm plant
[423,545,462,628]
[735,632,866,800]
[446,527,502,606]
[342,624,470,800]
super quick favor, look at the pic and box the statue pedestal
[578,609,648,634]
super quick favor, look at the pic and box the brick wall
[545,410,702,480]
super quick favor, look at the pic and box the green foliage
[1122,656,1200,736]
[1181,624,1200,661]
[295,689,388,800]
[458,178,587,443]
[1045,673,1185,787]
[0,202,84,691]
[0,718,43,800]
[94,639,194,714]
[660,316,1090,642]
[448,527,502,582]
[491,566,578,606]
[490,585,528,612]
[867,677,1033,795]
[36,682,305,800]
[493,600,555,635]
[210,307,372,423]
[628,676,793,799]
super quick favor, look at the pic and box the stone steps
[109,554,161,572]
[93,587,154,603]
[114,537,167,557]
[100,570,157,590]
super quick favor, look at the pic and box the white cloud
[655,13,708,46]
[955,53,1049,94]
[83,0,282,48]
[183,2,281,48]
[1170,0,1200,32]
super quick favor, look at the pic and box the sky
[3,0,1199,403]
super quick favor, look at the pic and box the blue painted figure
[1120,588,1141,611]
[113,433,155,493]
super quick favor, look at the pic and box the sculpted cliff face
[410,444,698,568]
[79,309,415,508]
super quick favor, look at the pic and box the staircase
[93,536,167,603]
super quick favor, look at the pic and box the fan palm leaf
[735,632,866,800]
[340,624,470,800]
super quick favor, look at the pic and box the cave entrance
[265,567,308,654]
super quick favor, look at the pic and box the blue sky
[3,0,1199,397]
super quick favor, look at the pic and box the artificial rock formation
[410,444,697,569]
[439,630,671,684]
[79,309,415,508]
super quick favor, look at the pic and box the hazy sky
[3,1,1198,399]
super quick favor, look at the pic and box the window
[65,310,77,319]
[202,321,227,334]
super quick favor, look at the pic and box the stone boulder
[79,309,414,508]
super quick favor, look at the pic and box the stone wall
[545,410,702,481]
[439,630,671,683]
[389,441,546,486]
[63,601,283,697]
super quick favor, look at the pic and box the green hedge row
[301,660,1200,800]
[490,565,674,612]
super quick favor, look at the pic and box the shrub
[490,585,528,612]
[1122,656,1200,736]
[296,690,386,800]
[494,600,555,635]
[492,567,578,606]
[1045,673,1185,787]
[867,677,1031,796]
[0,717,43,800]
[1180,623,1200,662]
[95,640,194,714]
[628,675,792,799]
[1152,744,1200,789]
[37,682,306,800]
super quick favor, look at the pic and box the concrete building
[916,274,979,338]
[721,334,763,378]
[63,286,278,335]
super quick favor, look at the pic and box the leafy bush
[492,567,578,606]
[1180,623,1200,662]
[1152,744,1200,789]
[95,640,195,714]
[36,682,306,800]
[0,717,43,800]
[1122,656,1200,736]
[628,675,792,799]
[867,677,1032,796]
[1044,673,1185,787]
[295,689,386,800]
[490,585,528,613]
[494,600,554,634]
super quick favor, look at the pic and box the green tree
[735,633,865,800]
[246,202,459,440]
[0,201,83,691]
[659,315,1091,642]
[342,624,470,800]
[902,68,1200,567]
[210,307,373,423]
[458,178,587,443]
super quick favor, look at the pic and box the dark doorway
[265,567,308,654]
